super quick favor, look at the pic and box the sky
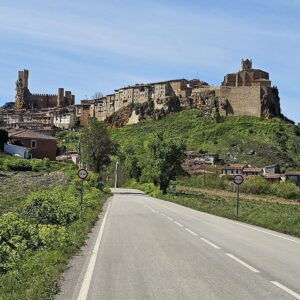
[0,0,299,123]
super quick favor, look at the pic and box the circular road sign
[78,168,88,180]
[233,175,244,185]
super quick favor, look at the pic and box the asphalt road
[57,188,300,300]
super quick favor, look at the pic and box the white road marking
[161,213,166,217]
[167,216,174,221]
[226,253,260,273]
[200,237,221,249]
[185,228,198,236]
[174,221,184,227]
[227,220,300,245]
[271,281,300,299]
[77,202,111,300]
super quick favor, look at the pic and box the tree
[119,143,142,181]
[141,133,186,194]
[80,119,117,175]
[91,92,103,100]
[0,129,8,151]
[1,102,15,109]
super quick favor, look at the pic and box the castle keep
[15,70,75,110]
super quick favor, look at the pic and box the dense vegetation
[111,110,300,168]
[0,154,111,299]
[175,174,300,200]
[120,133,186,193]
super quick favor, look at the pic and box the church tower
[240,59,252,71]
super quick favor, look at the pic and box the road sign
[78,168,88,180]
[233,175,243,218]
[233,175,243,185]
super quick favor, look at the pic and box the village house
[263,164,280,175]
[243,167,263,176]
[285,171,300,186]
[8,130,57,160]
[220,164,247,176]
[53,107,76,129]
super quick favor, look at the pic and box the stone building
[15,70,75,110]
[217,59,281,118]
[76,59,282,126]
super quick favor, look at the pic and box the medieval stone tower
[240,59,252,71]
[15,69,75,110]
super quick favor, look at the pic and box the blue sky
[0,0,299,122]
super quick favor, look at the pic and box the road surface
[57,188,300,300]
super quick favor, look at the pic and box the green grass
[161,191,300,237]
[111,110,300,168]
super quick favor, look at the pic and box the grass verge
[125,180,300,238]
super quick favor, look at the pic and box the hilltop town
[0,59,282,129]
[1,59,299,185]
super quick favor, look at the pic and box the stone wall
[217,86,262,117]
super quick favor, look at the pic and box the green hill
[111,109,300,169]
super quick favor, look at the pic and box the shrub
[270,182,300,199]
[0,212,39,273]
[38,225,69,250]
[4,158,32,171]
[240,176,271,195]
[24,188,79,226]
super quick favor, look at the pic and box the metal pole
[114,161,118,188]
[80,179,83,216]
[236,184,240,218]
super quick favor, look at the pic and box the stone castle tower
[15,69,75,110]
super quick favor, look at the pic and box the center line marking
[226,253,260,273]
[161,213,166,217]
[271,281,300,299]
[185,228,198,236]
[167,217,173,221]
[174,221,183,227]
[200,237,221,249]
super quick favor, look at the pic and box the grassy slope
[0,154,111,299]
[111,109,300,168]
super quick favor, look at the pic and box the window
[31,140,37,148]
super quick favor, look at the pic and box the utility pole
[114,160,119,188]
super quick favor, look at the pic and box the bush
[38,225,69,250]
[270,181,300,199]
[4,158,32,171]
[24,188,79,226]
[31,158,51,172]
[0,212,39,273]
[240,176,271,195]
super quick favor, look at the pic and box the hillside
[111,109,300,168]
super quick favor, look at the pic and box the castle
[81,59,281,125]
[15,70,75,110]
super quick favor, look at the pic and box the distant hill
[111,109,300,169]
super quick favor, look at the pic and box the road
[57,188,300,300]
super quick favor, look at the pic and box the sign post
[77,168,88,216]
[233,175,243,218]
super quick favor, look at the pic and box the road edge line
[77,201,111,300]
